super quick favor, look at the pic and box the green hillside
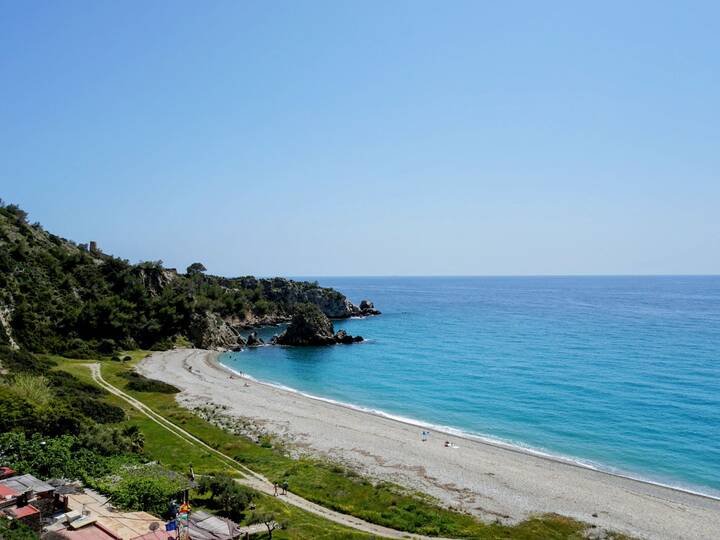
[0,200,350,356]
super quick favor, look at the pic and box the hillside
[0,200,370,356]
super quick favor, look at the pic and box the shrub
[197,474,254,520]
[0,517,38,539]
[93,464,187,516]
[7,373,53,408]
[70,397,125,424]
[0,346,55,374]
[120,371,180,393]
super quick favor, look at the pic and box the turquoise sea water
[221,276,720,497]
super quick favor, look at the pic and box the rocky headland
[0,201,379,355]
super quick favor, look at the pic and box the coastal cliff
[0,201,377,355]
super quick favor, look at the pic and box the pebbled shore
[138,348,720,540]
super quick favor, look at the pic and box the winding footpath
[86,363,453,540]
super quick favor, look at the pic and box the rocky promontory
[189,311,246,350]
[273,304,363,346]
[216,276,381,320]
[0,200,379,356]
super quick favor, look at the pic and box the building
[3,504,41,532]
[47,510,123,540]
[129,511,264,540]
[0,473,57,534]
[45,490,162,540]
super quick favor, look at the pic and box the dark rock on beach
[274,304,363,346]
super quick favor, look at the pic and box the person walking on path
[273,482,279,496]
[281,480,289,495]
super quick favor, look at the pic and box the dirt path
[86,363,453,540]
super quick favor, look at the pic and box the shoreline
[213,352,720,503]
[139,348,720,540]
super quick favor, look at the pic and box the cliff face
[189,312,245,351]
[134,265,178,296]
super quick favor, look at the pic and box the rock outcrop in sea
[246,331,264,347]
[356,299,381,316]
[272,304,363,346]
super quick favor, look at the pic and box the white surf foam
[218,356,720,501]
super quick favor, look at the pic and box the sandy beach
[138,349,720,540]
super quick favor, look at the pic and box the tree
[249,512,282,539]
[0,518,39,539]
[123,425,145,453]
[197,474,253,519]
[186,262,207,276]
[94,465,187,515]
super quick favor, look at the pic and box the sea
[221,276,720,498]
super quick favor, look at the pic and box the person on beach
[273,482,278,496]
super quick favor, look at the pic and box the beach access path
[87,362,453,540]
[136,349,720,540]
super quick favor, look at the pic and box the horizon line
[281,273,720,279]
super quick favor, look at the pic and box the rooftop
[128,531,177,540]
[4,504,39,519]
[0,484,19,499]
[65,491,161,539]
[53,522,122,540]
[0,473,54,495]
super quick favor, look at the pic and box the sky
[1,1,719,276]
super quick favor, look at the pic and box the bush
[0,432,82,479]
[92,464,187,516]
[0,346,55,374]
[98,338,117,354]
[70,397,126,424]
[0,431,137,482]
[197,474,254,520]
[0,518,39,539]
[77,424,138,456]
[120,371,180,393]
[0,386,83,437]
[47,370,104,398]
[7,373,53,408]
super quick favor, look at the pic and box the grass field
[51,352,631,540]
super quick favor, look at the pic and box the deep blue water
[222,276,720,496]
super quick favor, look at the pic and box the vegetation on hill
[0,345,141,480]
[0,200,354,356]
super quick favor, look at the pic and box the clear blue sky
[1,1,718,276]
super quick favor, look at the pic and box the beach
[138,349,720,540]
